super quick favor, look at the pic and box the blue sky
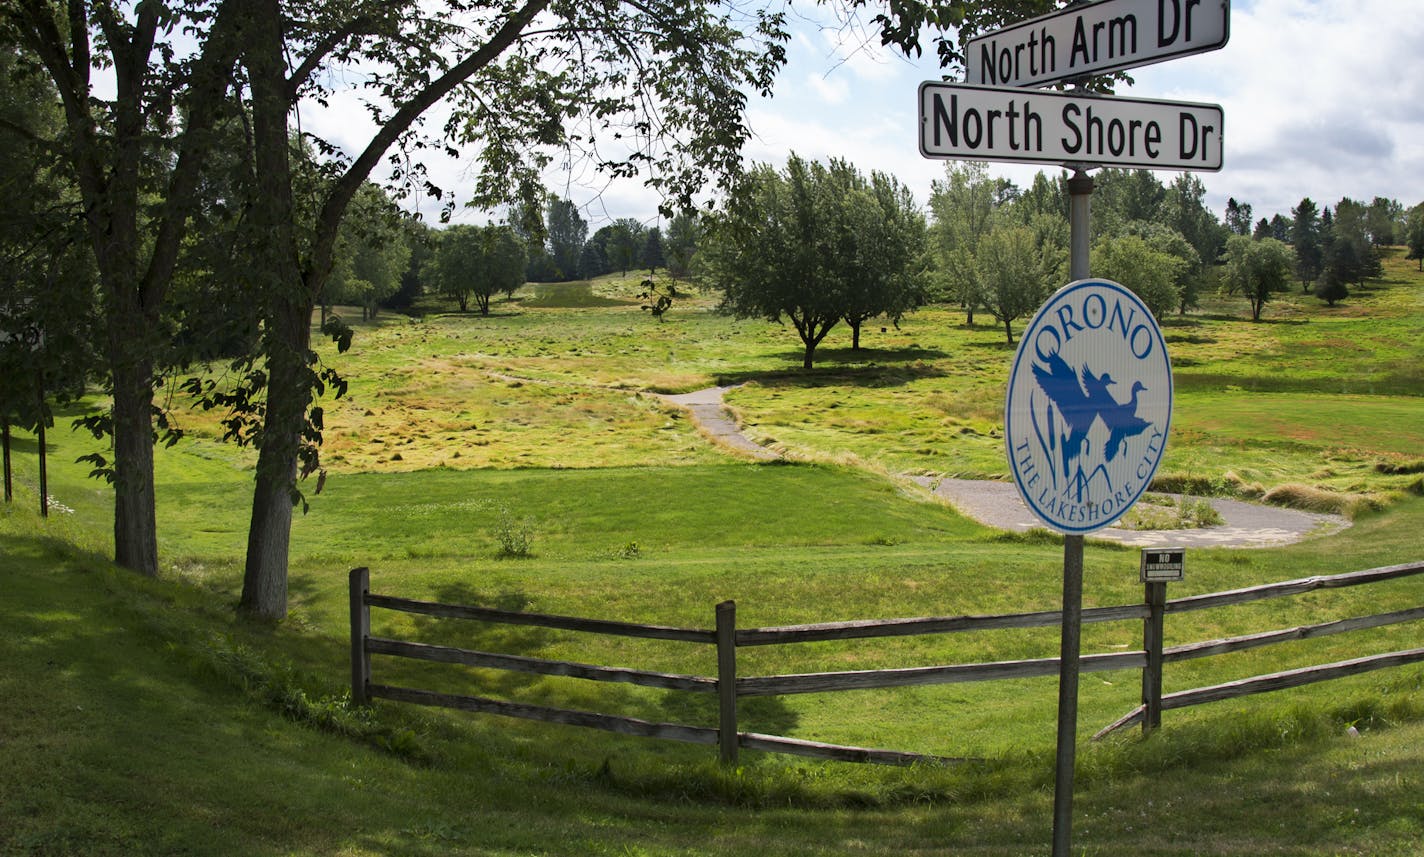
[305,0,1424,230]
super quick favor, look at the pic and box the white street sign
[919,82,1222,171]
[967,0,1230,88]
[1004,280,1173,534]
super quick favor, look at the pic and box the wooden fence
[349,560,1424,766]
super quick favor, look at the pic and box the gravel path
[656,386,780,461]
[659,385,1349,548]
[919,477,1348,548]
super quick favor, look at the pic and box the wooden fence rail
[349,560,1424,766]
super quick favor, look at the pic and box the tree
[322,183,413,321]
[1222,235,1292,322]
[1290,197,1323,290]
[1120,221,1200,315]
[836,167,927,350]
[927,160,1001,323]
[1405,203,1424,271]
[5,1,247,576]
[1268,214,1291,243]
[1224,197,1253,236]
[1093,234,1183,319]
[228,0,790,619]
[641,227,666,274]
[1313,267,1349,307]
[707,155,923,367]
[1162,173,1223,276]
[1251,217,1271,240]
[1365,196,1403,246]
[0,46,96,450]
[425,225,526,314]
[545,196,587,281]
[664,210,701,282]
[1331,198,1383,287]
[707,157,841,369]
[1091,168,1163,239]
[975,225,1053,344]
[605,218,647,276]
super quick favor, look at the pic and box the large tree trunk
[107,327,159,575]
[239,0,306,620]
[240,305,310,620]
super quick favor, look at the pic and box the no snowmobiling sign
[1004,279,1173,534]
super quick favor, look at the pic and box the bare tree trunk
[108,336,158,575]
[239,0,305,620]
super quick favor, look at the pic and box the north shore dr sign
[918,82,1223,171]
[966,0,1230,89]
[1004,280,1173,534]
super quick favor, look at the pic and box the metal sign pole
[1051,168,1094,857]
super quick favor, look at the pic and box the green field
[2,250,1423,855]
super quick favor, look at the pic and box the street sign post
[919,82,1223,171]
[967,0,1230,88]
[919,5,1221,854]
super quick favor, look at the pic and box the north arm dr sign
[919,82,1222,171]
[967,0,1230,88]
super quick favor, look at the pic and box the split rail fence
[349,561,1424,766]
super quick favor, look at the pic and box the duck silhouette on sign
[1031,351,1154,485]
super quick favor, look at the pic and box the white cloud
[318,1,1424,228]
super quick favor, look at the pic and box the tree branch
[140,0,247,313]
[307,0,551,294]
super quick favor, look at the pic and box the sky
[303,0,1424,231]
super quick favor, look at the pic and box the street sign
[1141,547,1186,582]
[919,82,1222,171]
[1004,279,1173,534]
[967,0,1230,88]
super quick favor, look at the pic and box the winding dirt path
[658,385,1349,548]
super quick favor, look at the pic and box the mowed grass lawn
[2,250,1423,855]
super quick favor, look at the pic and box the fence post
[350,567,371,706]
[1142,580,1167,733]
[715,600,738,766]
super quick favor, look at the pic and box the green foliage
[0,46,97,431]
[638,277,678,322]
[1405,203,1424,271]
[425,224,527,315]
[927,160,1001,316]
[1221,235,1293,321]
[974,225,1054,343]
[492,503,536,558]
[1092,233,1185,319]
[322,184,414,320]
[706,154,926,367]
[1291,197,1325,288]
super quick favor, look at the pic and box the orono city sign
[919,82,1223,171]
[1004,280,1173,534]
[967,0,1230,88]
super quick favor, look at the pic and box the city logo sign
[1005,280,1173,534]
[919,82,1222,171]
[967,0,1230,89]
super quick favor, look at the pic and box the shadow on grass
[369,578,801,764]
[713,351,950,391]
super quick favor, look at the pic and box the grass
[3,258,1424,854]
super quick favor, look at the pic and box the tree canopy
[706,155,926,368]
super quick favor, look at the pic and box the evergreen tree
[1290,198,1323,290]
[546,196,588,281]
[1224,197,1253,236]
[641,227,666,273]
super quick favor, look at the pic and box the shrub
[492,505,536,557]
